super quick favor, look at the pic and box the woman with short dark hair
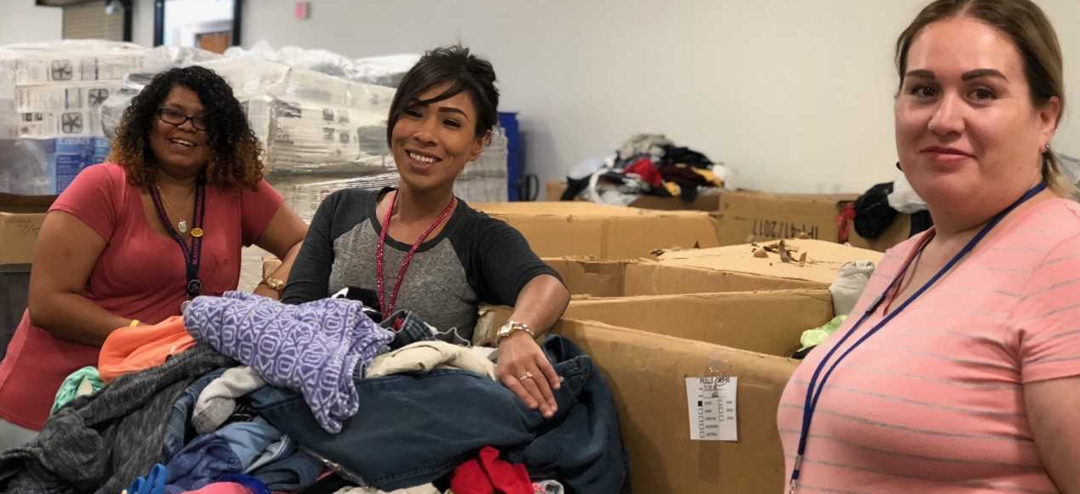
[283,46,571,417]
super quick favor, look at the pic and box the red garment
[623,157,662,187]
[0,163,283,430]
[450,446,533,494]
[837,202,857,243]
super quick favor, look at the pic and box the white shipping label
[686,376,738,441]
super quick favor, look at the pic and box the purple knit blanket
[184,291,393,433]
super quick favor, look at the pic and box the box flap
[476,202,721,259]
[657,239,884,285]
[479,289,832,356]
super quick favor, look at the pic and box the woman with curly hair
[0,66,307,447]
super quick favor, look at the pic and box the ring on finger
[519,371,534,381]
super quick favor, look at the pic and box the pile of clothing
[561,134,733,206]
[849,172,933,242]
[0,292,628,494]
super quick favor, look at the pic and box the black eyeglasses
[157,108,207,131]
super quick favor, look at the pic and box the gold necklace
[155,184,189,234]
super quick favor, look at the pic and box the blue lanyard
[148,177,207,302]
[789,182,1047,493]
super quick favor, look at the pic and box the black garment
[853,182,898,240]
[910,210,934,237]
[658,145,712,169]
[657,163,707,202]
[0,346,233,494]
[562,176,589,201]
[282,188,560,341]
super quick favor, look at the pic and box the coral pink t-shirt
[778,198,1080,493]
[0,163,283,430]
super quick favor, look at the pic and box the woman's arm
[1026,378,1080,493]
[252,205,308,300]
[495,274,570,419]
[27,211,130,346]
[280,191,342,304]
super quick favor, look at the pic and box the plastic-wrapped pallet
[100,54,397,176]
[225,41,419,88]
[0,40,157,195]
[454,127,508,202]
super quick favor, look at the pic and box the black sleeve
[470,214,563,307]
[281,190,343,304]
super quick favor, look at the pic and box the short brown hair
[107,66,264,189]
[895,0,1072,196]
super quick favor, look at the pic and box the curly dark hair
[107,66,264,189]
[387,45,500,146]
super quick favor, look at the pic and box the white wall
[7,0,1080,194]
[241,0,1080,194]
[0,0,62,46]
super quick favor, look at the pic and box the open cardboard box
[716,190,911,252]
[0,193,52,266]
[0,194,53,359]
[477,288,835,493]
[546,239,883,297]
[473,201,721,259]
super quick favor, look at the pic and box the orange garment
[99,316,197,383]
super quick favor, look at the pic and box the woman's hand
[253,283,281,300]
[496,332,562,418]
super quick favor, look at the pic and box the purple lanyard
[789,182,1047,493]
[148,178,207,301]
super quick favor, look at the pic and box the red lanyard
[375,191,456,317]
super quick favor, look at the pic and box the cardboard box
[15,83,116,112]
[716,190,910,252]
[0,212,45,266]
[12,53,148,84]
[473,201,721,259]
[542,239,881,297]
[475,287,835,492]
[656,239,884,286]
[544,257,824,297]
[479,288,833,355]
[546,180,720,212]
[476,299,826,493]
[16,109,104,138]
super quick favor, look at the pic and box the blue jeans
[505,335,629,494]
[163,368,227,460]
[250,335,626,493]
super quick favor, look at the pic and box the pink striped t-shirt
[778,197,1080,494]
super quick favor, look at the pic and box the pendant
[190,227,204,238]
[177,220,188,234]
[180,300,190,313]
